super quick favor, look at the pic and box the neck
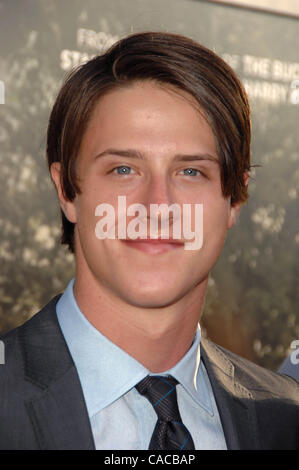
[73,268,208,373]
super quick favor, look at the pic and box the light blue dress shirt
[56,278,227,450]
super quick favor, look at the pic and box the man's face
[61,81,240,308]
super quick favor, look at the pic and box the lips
[121,238,185,254]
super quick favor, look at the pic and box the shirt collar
[56,278,213,418]
[152,327,213,416]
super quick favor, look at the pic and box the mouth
[121,238,185,255]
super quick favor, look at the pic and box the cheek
[75,194,100,245]
[203,196,230,238]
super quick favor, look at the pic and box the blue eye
[183,168,201,177]
[114,166,132,175]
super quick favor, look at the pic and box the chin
[123,294,180,309]
[117,280,190,309]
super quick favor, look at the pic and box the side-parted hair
[47,31,252,253]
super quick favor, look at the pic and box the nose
[141,173,174,215]
[136,173,182,240]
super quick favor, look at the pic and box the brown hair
[47,31,252,253]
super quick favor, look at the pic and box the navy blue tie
[136,375,195,450]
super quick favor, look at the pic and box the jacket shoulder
[0,294,63,377]
[1,294,62,338]
[202,337,299,402]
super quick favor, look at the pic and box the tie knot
[136,375,181,422]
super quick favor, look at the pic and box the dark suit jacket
[0,294,298,450]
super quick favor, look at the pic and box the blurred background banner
[0,0,298,371]
[209,0,299,18]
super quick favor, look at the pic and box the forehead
[79,80,218,161]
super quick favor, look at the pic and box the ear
[227,201,243,229]
[50,162,77,224]
[227,170,250,229]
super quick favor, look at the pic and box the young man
[0,31,298,450]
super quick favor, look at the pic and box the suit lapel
[201,338,259,450]
[19,295,96,450]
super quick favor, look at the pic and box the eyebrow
[94,148,220,165]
